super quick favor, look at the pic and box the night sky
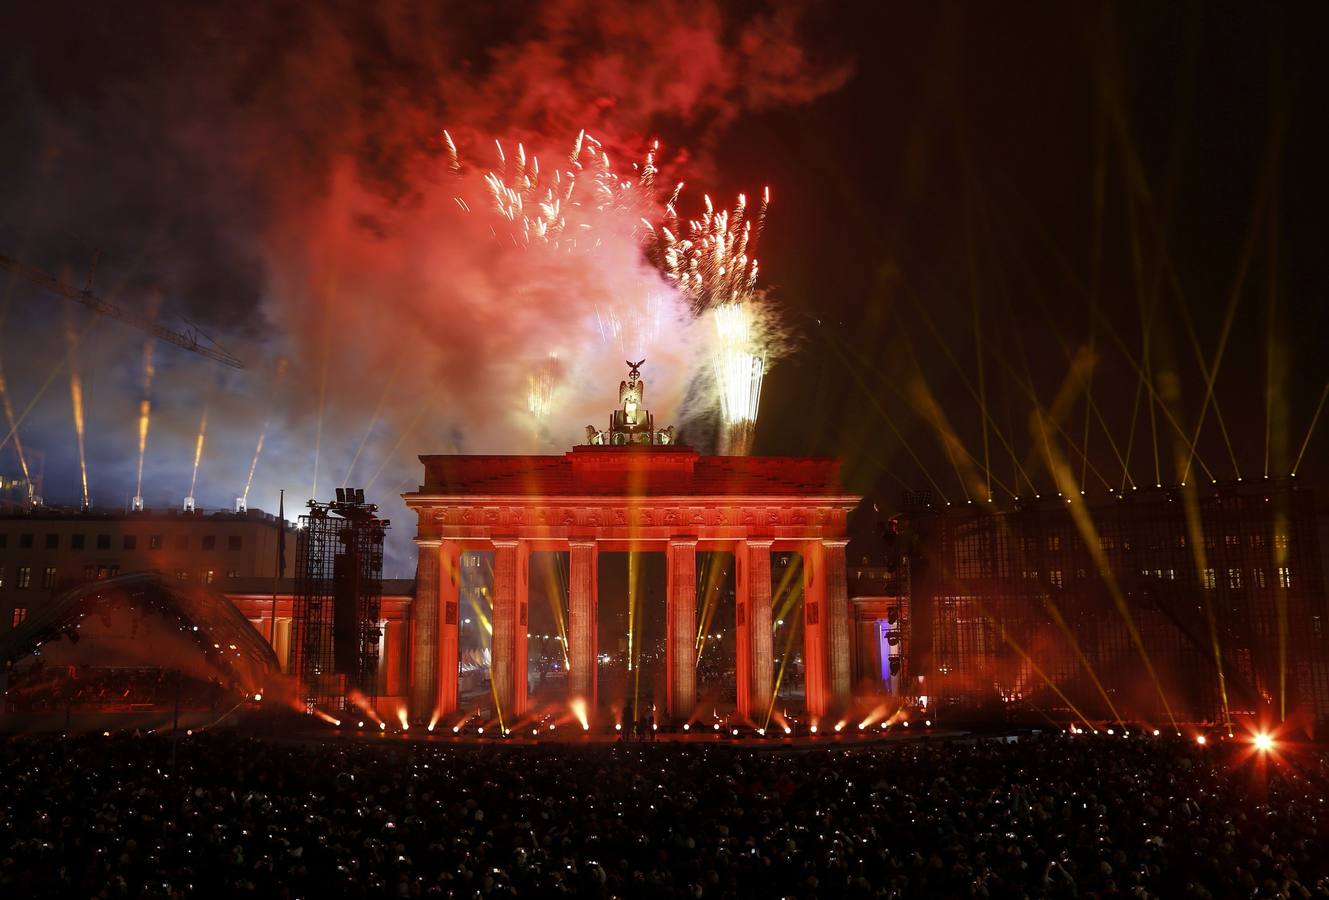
[1,2,1326,572]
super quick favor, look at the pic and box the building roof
[0,505,288,526]
[222,577,416,597]
[413,447,851,500]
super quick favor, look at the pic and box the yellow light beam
[1263,213,1279,479]
[0,354,32,485]
[820,331,950,502]
[967,198,993,501]
[984,328,1115,492]
[845,327,1020,500]
[762,593,804,733]
[343,355,405,488]
[187,407,209,501]
[961,155,1132,491]
[898,285,1035,496]
[974,132,1214,487]
[69,368,89,506]
[364,398,435,493]
[1178,480,1232,729]
[1292,377,1329,476]
[1123,191,1162,487]
[0,318,95,455]
[310,293,334,501]
[1037,406,1179,731]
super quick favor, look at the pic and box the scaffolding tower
[291,488,389,714]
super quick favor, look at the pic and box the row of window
[1015,566,1296,590]
[1026,532,1293,553]
[1200,567,1294,590]
[0,566,57,590]
[0,532,245,551]
[1010,526,1291,555]
[175,569,240,584]
[0,565,241,590]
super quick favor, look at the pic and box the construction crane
[0,251,245,369]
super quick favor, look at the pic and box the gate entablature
[403,445,859,725]
[401,361,859,726]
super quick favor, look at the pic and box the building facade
[899,479,1329,727]
[1,506,292,632]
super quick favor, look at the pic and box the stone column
[735,540,775,722]
[666,537,698,720]
[567,539,599,705]
[734,546,751,720]
[383,617,403,697]
[745,540,775,724]
[802,540,829,718]
[435,541,462,719]
[824,539,852,709]
[409,540,440,718]
[491,539,530,722]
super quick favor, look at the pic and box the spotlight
[683,723,690,731]
[253,693,262,702]
[358,721,364,728]
[1254,733,1273,752]
[784,726,792,735]
[714,723,721,731]
[1195,735,1206,746]
[731,729,738,736]
[428,724,435,732]
[1152,729,1160,736]
[615,723,621,732]
[379,722,386,731]
[452,726,460,734]
[810,725,818,734]
[477,727,484,734]
[834,723,844,733]
[550,723,557,731]
[924,720,932,727]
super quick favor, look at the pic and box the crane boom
[0,252,245,369]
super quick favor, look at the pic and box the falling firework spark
[477,130,660,251]
[711,303,765,454]
[243,358,287,504]
[69,372,88,507]
[657,189,765,313]
[187,408,209,503]
[655,188,771,454]
[134,342,155,506]
[241,425,267,506]
[63,323,90,508]
[527,353,560,420]
[449,130,780,443]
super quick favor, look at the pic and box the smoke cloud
[0,0,851,570]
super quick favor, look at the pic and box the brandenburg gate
[403,363,860,723]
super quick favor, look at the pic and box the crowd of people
[0,728,1325,898]
[4,665,234,713]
